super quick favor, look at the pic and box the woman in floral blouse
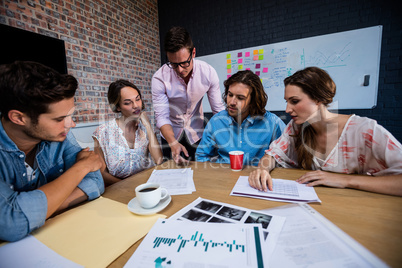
[93,80,163,186]
[249,67,402,196]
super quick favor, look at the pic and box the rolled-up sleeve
[152,71,172,129]
[77,170,104,200]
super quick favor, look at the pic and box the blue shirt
[0,120,104,241]
[195,110,285,166]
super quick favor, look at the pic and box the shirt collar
[228,112,255,126]
[0,119,20,151]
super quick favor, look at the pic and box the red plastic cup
[229,151,244,171]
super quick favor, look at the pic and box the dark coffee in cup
[139,187,157,193]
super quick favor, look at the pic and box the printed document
[231,176,321,203]
[124,218,268,268]
[169,197,285,257]
[147,168,195,195]
[264,204,388,268]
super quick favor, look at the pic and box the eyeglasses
[166,52,193,69]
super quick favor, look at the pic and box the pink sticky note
[253,55,258,61]
[238,58,243,64]
[256,71,260,76]
[245,52,250,57]
[246,68,251,70]
[227,75,231,79]
[238,52,242,57]
[256,64,261,69]
[227,69,232,74]
[263,68,268,73]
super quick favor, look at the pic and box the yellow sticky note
[238,65,243,70]
[258,49,264,54]
[226,54,231,59]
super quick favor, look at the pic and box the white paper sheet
[231,176,321,203]
[147,168,195,195]
[124,218,268,268]
[263,204,389,268]
[168,197,285,258]
[0,235,82,268]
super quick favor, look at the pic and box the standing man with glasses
[152,26,225,164]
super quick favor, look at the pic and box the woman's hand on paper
[248,168,273,192]
[296,170,350,188]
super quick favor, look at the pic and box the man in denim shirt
[0,61,104,242]
[195,70,285,166]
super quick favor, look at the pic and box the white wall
[70,122,100,150]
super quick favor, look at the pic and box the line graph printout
[230,176,321,203]
[124,219,267,268]
[199,26,382,111]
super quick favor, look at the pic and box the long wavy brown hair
[284,67,336,169]
[222,70,268,116]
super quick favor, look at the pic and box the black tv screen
[0,24,68,74]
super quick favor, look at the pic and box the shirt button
[240,141,243,143]
[23,173,26,176]
[59,169,63,173]
[19,154,24,158]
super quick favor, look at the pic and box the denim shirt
[0,120,104,241]
[195,110,285,166]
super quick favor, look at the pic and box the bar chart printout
[124,219,267,268]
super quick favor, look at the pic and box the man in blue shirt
[195,70,285,166]
[0,61,104,242]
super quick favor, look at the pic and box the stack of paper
[230,176,321,203]
[147,168,195,195]
[264,204,388,268]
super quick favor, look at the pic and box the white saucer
[127,195,171,215]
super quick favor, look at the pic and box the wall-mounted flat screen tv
[0,23,67,74]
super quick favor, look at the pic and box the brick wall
[158,0,402,142]
[0,0,160,126]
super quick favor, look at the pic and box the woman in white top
[93,80,163,186]
[249,67,402,196]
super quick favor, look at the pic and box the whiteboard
[199,26,382,112]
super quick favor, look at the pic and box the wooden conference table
[103,160,402,267]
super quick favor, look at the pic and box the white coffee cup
[135,183,168,209]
